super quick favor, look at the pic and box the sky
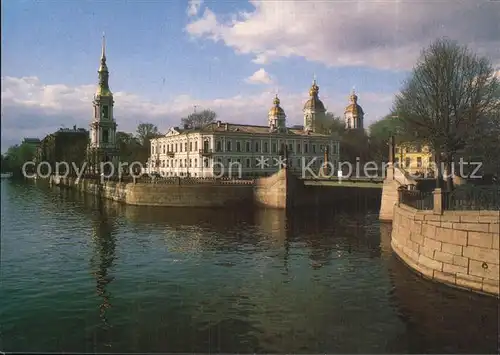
[2,0,499,152]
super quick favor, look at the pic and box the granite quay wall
[49,169,381,209]
[391,202,499,297]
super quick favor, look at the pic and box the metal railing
[398,188,434,210]
[138,176,255,185]
[443,186,500,211]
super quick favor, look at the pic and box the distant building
[22,138,41,150]
[87,35,119,174]
[36,127,89,174]
[148,81,341,178]
[395,142,434,176]
[344,89,364,130]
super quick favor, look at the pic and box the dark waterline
[0,179,498,353]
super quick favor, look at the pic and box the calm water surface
[0,180,498,353]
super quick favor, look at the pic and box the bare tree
[136,123,160,145]
[394,38,500,189]
[181,109,217,129]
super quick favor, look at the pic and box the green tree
[4,143,36,176]
[135,123,162,164]
[181,109,217,129]
[394,38,500,189]
[323,112,345,135]
[116,131,142,163]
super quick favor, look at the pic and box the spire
[350,87,358,103]
[101,32,106,61]
[96,34,112,97]
[309,76,319,97]
[273,93,280,106]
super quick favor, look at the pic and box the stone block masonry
[391,204,499,297]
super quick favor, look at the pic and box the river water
[0,180,498,353]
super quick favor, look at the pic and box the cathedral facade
[147,81,341,178]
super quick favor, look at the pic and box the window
[227,141,232,151]
[417,157,422,167]
[288,143,293,152]
[264,142,269,153]
[189,142,193,151]
[246,142,251,152]
[405,157,411,168]
[272,143,277,153]
[204,159,209,168]
[312,145,316,153]
[194,159,197,167]
[195,142,198,151]
[102,129,109,143]
[297,143,301,153]
[246,158,251,168]
[175,144,178,152]
[203,140,209,151]
[102,106,109,119]
[184,143,187,151]
[216,141,222,152]
[255,142,260,152]
[304,144,309,153]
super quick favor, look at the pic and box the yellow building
[395,142,434,176]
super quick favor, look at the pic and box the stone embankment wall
[391,203,499,296]
[50,169,382,209]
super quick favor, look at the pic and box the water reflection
[89,197,118,347]
[388,254,499,354]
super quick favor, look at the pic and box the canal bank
[48,169,382,209]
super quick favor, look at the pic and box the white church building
[147,81,343,178]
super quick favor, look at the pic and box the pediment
[165,127,181,136]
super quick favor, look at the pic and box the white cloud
[185,0,500,71]
[0,76,394,151]
[245,68,273,85]
[187,0,203,17]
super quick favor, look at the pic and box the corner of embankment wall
[253,169,288,208]
[391,204,499,296]
[379,179,400,221]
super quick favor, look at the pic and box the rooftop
[170,121,334,137]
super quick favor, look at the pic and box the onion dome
[303,79,326,111]
[268,94,286,116]
[344,89,364,116]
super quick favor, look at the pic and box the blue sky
[2,0,499,152]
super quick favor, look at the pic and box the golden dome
[268,94,285,116]
[344,90,363,115]
[303,80,325,111]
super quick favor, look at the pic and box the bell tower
[88,34,119,175]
